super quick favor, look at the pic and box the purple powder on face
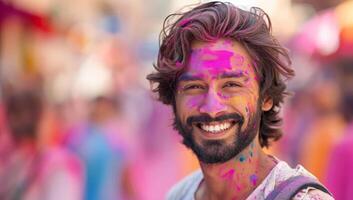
[250,174,258,186]
[186,96,203,109]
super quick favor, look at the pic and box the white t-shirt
[166,160,333,200]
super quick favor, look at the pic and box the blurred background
[0,0,352,199]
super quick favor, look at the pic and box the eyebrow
[178,73,203,82]
[178,71,246,82]
[219,71,245,79]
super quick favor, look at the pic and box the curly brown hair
[146,1,295,147]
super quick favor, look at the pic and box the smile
[196,120,236,134]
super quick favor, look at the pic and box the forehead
[185,39,253,76]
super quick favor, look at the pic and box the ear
[262,96,273,111]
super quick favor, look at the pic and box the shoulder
[293,188,334,200]
[166,169,203,200]
[252,159,332,199]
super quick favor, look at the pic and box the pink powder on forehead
[222,39,234,46]
[233,53,245,66]
[189,48,234,75]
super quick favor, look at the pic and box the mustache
[186,113,243,126]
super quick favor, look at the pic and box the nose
[199,90,227,118]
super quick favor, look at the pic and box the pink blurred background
[0,0,352,199]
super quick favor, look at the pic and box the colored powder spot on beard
[239,155,246,162]
[176,61,182,67]
[250,174,258,186]
[250,151,253,157]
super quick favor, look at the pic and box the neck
[196,138,276,200]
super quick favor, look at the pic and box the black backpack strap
[265,175,332,200]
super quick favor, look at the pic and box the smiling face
[174,39,271,164]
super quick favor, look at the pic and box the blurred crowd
[0,0,352,200]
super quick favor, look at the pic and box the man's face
[174,39,266,164]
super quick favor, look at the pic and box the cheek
[185,95,204,109]
[228,96,248,111]
[228,94,258,115]
[176,95,205,118]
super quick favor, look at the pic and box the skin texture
[174,39,276,200]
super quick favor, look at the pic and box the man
[147,1,333,200]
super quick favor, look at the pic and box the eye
[184,84,205,91]
[223,81,240,88]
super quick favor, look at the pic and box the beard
[173,104,262,164]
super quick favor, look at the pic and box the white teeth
[200,122,232,133]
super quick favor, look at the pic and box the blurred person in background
[0,80,84,200]
[325,58,353,200]
[296,66,346,181]
[147,2,333,199]
[275,0,353,186]
[64,95,135,200]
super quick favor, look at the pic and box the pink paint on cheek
[186,96,203,109]
[217,91,230,100]
[233,53,245,66]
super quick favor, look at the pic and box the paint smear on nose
[190,48,234,76]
